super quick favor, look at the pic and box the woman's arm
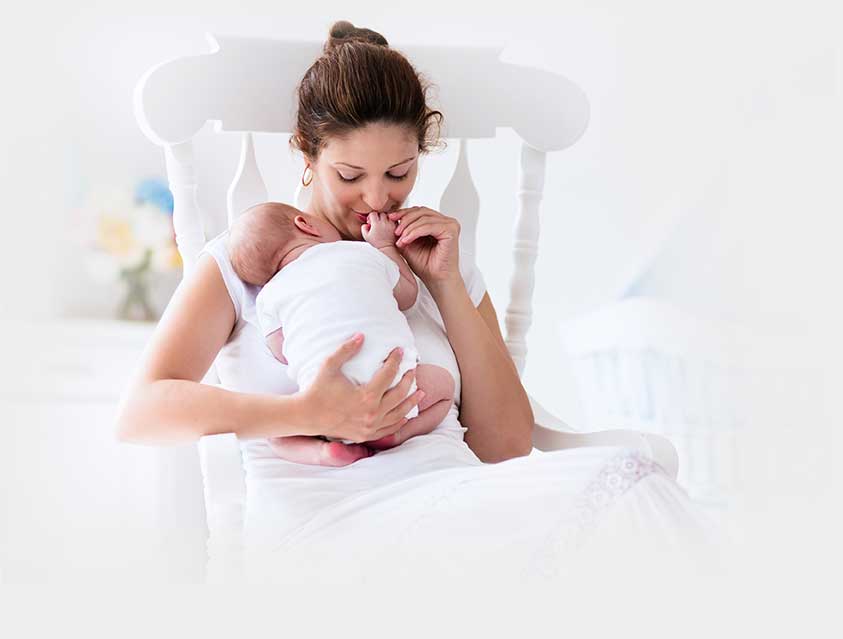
[389,206,534,463]
[116,254,306,443]
[117,254,418,445]
[429,282,534,462]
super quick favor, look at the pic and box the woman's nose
[362,186,389,212]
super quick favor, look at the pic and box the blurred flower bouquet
[81,178,182,321]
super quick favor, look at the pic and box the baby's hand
[361,212,398,250]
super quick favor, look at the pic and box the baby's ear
[293,214,318,236]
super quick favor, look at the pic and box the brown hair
[289,20,445,161]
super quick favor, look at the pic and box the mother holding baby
[118,21,719,584]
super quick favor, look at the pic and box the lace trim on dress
[524,449,662,579]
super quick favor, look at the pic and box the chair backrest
[134,34,589,579]
[136,33,589,373]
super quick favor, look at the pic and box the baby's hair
[229,202,298,286]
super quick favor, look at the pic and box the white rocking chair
[134,34,679,581]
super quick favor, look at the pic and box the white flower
[132,203,174,248]
[116,245,148,270]
[79,183,180,290]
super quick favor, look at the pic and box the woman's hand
[361,412,433,452]
[388,207,462,289]
[299,333,425,443]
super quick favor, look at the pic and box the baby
[228,202,455,465]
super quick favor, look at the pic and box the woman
[118,21,718,584]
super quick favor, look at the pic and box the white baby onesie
[255,241,420,435]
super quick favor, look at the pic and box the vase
[118,249,156,321]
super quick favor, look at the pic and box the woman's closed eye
[338,172,409,183]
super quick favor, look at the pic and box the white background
[0,0,840,601]
[3,1,841,417]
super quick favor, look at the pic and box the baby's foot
[268,435,373,466]
[365,433,400,450]
[320,441,375,466]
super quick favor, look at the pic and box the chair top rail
[135,33,589,152]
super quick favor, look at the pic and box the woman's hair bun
[326,20,389,49]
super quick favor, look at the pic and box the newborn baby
[228,202,455,465]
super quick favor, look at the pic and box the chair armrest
[197,376,247,516]
[529,396,679,479]
[197,432,246,582]
[530,395,579,449]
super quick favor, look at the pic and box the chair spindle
[505,142,546,376]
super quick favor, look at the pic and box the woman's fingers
[366,346,405,396]
[389,208,429,235]
[389,414,437,444]
[381,367,415,408]
[323,333,364,371]
[382,388,425,425]
[394,210,431,228]
[369,416,409,441]
[388,206,420,222]
[395,215,432,238]
[396,222,438,247]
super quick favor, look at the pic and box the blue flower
[134,177,174,215]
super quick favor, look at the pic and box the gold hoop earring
[302,165,313,187]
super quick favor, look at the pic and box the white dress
[200,231,722,587]
[255,240,419,419]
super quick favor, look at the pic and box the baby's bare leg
[368,364,454,449]
[415,363,455,412]
[266,327,288,364]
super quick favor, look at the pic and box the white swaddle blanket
[255,240,420,420]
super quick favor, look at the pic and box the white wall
[6,0,834,425]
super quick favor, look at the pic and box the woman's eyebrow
[335,156,417,171]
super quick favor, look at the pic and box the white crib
[134,33,681,581]
[561,297,745,512]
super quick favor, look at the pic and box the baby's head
[229,202,341,286]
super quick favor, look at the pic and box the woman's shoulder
[197,230,259,323]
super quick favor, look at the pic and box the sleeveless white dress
[199,231,723,587]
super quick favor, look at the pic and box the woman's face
[306,122,419,240]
